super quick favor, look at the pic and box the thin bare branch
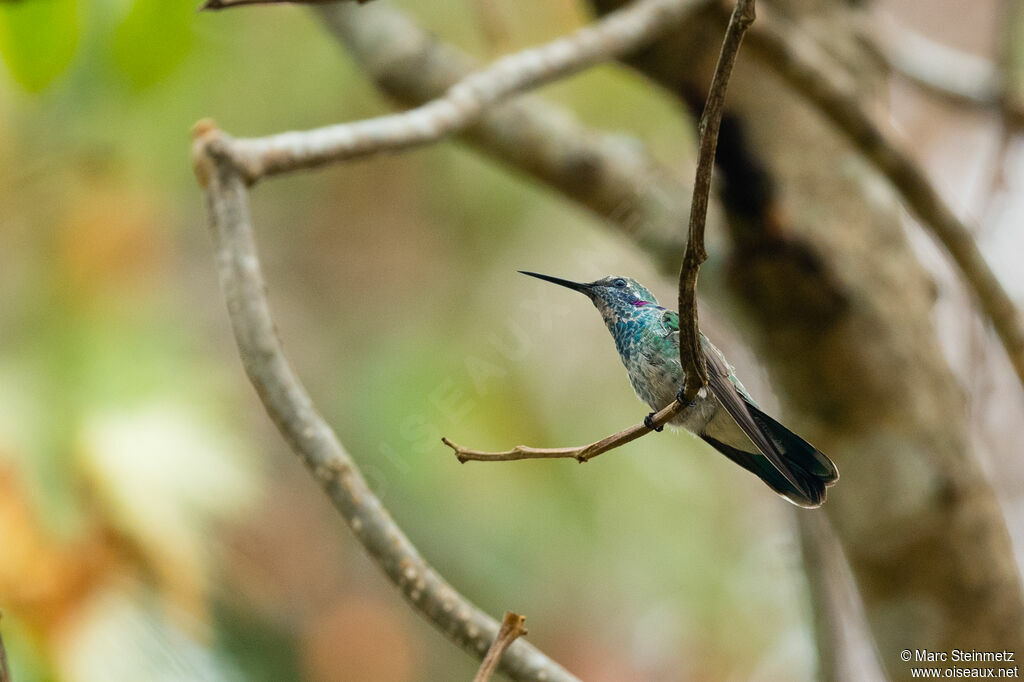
[210,0,706,183]
[443,399,686,463]
[474,612,529,682]
[867,13,1024,127]
[200,0,369,11]
[191,122,577,681]
[874,18,999,107]
[742,3,1024,393]
[677,0,755,402]
[795,514,887,680]
[797,515,846,681]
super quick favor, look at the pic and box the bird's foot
[644,412,664,432]
[675,388,697,407]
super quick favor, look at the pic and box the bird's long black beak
[518,271,593,294]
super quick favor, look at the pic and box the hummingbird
[520,271,839,508]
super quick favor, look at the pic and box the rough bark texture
[589,0,1024,675]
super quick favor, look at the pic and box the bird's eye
[612,278,627,288]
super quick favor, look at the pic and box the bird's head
[518,271,659,320]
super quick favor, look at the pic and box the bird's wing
[701,340,812,498]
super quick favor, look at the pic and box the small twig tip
[191,117,220,141]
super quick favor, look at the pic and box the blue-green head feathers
[584,276,659,315]
[518,272,658,311]
[518,272,665,360]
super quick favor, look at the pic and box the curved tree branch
[191,124,577,681]
[862,12,1024,128]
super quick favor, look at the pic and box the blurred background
[0,0,1021,680]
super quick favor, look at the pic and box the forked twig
[201,0,370,10]
[473,612,529,682]
[444,399,687,463]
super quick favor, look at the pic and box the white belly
[667,387,719,434]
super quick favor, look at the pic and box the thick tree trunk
[589,0,1024,675]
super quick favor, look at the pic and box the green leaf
[112,0,194,90]
[0,0,79,93]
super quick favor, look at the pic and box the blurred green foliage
[112,0,195,89]
[0,0,79,92]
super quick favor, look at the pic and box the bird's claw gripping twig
[644,412,664,432]
[675,388,697,407]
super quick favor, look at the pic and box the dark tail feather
[702,409,838,509]
[744,402,839,485]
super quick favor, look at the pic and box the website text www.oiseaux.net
[901,649,1018,679]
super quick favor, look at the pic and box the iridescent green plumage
[520,271,839,508]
